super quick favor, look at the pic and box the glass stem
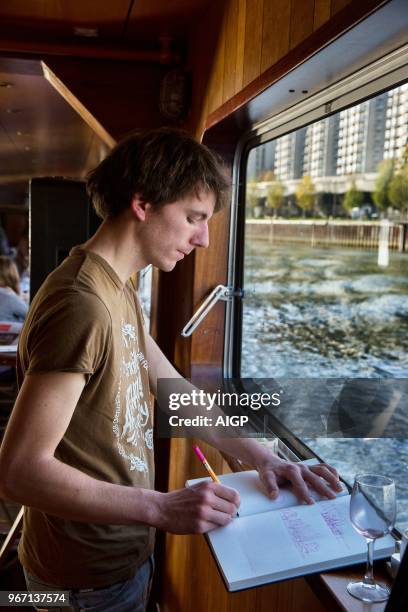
[363,538,375,587]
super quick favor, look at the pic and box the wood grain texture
[331,0,353,16]
[242,0,263,87]
[289,0,315,49]
[223,0,239,102]
[314,0,331,29]
[235,0,247,93]
[186,1,228,138]
[205,0,388,132]
[261,0,291,73]
[190,205,230,365]
[42,56,163,142]
[207,15,226,114]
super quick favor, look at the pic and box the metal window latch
[181,284,244,337]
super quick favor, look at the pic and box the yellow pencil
[193,444,221,483]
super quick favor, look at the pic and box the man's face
[139,191,215,272]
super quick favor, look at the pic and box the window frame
[224,43,408,380]
[223,44,408,459]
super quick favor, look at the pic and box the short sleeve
[26,290,111,378]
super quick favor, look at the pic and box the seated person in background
[0,256,28,323]
[0,256,27,381]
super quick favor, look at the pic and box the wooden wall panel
[235,0,247,93]
[186,1,228,138]
[314,0,332,29]
[331,0,353,16]
[289,0,315,49]
[261,0,291,73]
[207,12,227,114]
[242,0,263,87]
[223,1,239,102]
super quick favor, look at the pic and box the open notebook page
[208,495,395,590]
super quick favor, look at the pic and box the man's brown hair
[87,128,230,219]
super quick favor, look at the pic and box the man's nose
[192,223,209,248]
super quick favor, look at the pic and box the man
[0,128,341,611]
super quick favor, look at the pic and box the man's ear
[130,194,150,221]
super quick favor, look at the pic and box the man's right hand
[152,482,240,534]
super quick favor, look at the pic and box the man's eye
[187,217,195,224]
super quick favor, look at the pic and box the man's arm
[0,372,239,533]
[145,332,342,504]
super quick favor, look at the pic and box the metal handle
[181,284,243,337]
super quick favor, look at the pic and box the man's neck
[82,213,147,284]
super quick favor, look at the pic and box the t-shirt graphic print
[114,319,153,473]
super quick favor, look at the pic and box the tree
[295,175,315,217]
[343,179,364,214]
[389,165,408,213]
[372,159,394,211]
[257,169,275,182]
[246,181,261,217]
[266,175,286,217]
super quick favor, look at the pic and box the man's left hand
[256,454,343,504]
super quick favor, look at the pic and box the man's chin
[158,260,177,272]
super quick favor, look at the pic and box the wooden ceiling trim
[0,37,180,64]
[0,1,131,27]
[41,57,164,142]
[41,62,116,149]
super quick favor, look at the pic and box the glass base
[347,580,391,603]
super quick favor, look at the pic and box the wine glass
[347,473,396,603]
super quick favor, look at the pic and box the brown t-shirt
[17,247,155,588]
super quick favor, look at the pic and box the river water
[241,240,408,531]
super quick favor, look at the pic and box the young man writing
[0,128,341,611]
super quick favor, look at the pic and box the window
[138,265,153,330]
[225,48,408,532]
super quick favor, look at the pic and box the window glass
[241,83,408,531]
[138,265,153,330]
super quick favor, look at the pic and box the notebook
[187,463,395,592]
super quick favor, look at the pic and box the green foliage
[266,175,286,213]
[343,179,364,213]
[295,175,315,215]
[389,165,408,212]
[372,159,394,211]
[246,181,260,214]
[256,169,275,182]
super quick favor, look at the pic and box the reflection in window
[241,82,408,530]
[138,265,152,330]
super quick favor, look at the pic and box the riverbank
[246,219,408,251]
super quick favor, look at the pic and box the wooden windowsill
[308,564,393,612]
